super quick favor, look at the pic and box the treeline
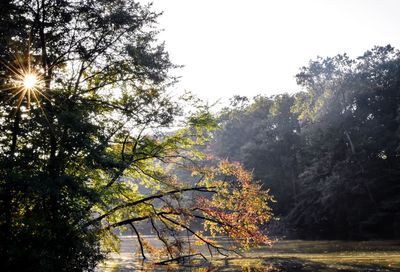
[210,45,400,240]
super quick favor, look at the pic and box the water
[99,236,400,271]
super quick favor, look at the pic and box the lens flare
[1,56,48,111]
[1,39,51,120]
[23,73,37,90]
[8,67,47,110]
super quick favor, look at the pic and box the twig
[160,215,229,257]
[86,186,216,226]
[150,217,174,259]
[154,253,207,265]
[129,222,146,259]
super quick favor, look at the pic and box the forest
[0,0,399,271]
[211,45,400,240]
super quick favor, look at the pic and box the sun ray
[0,55,47,111]
[16,89,27,110]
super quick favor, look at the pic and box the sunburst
[22,73,38,90]
[1,41,49,112]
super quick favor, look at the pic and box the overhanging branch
[86,186,216,227]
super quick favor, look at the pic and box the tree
[0,1,273,270]
[211,46,400,240]
[289,45,400,239]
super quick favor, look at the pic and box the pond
[98,236,400,271]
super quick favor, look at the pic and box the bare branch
[129,223,146,259]
[159,215,230,257]
[155,253,207,265]
[86,186,216,226]
[150,217,173,259]
[106,211,173,229]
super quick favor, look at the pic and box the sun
[0,40,50,113]
[23,73,38,90]
[14,70,43,93]
[8,68,47,109]
[0,60,48,110]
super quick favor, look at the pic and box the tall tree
[0,1,273,271]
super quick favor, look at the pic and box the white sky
[142,0,400,104]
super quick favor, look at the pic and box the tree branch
[86,186,216,226]
[150,217,173,259]
[155,253,207,265]
[159,214,230,257]
[129,222,146,259]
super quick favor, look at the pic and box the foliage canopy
[0,1,272,271]
[212,45,400,240]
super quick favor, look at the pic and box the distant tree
[211,46,400,240]
[0,1,273,271]
[212,94,302,216]
[289,45,400,239]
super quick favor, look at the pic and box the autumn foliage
[194,161,274,250]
